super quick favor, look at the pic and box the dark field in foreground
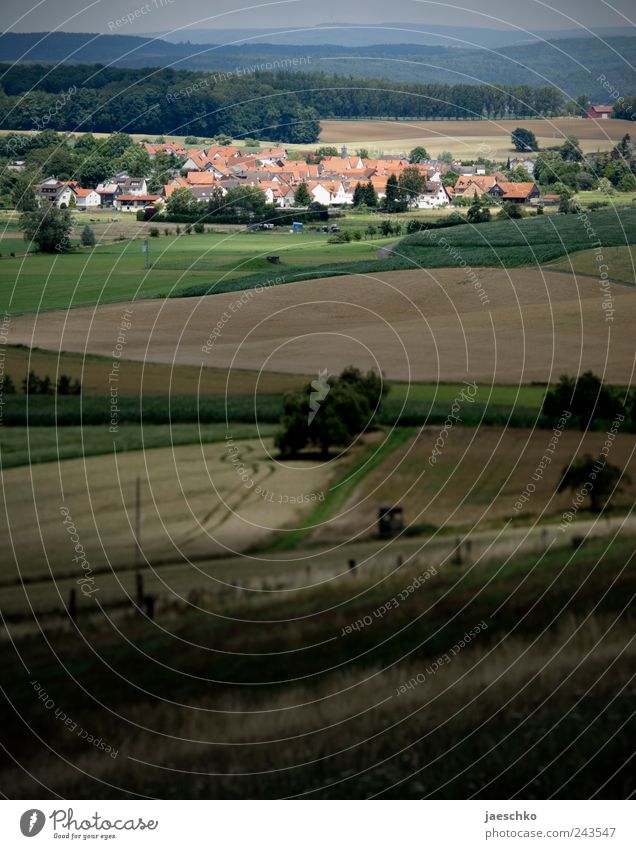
[2,533,635,798]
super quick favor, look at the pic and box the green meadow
[0,226,393,315]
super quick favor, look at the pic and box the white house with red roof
[72,187,101,209]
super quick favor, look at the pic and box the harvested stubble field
[0,436,341,587]
[311,426,636,542]
[0,345,307,396]
[8,267,636,384]
[318,117,636,157]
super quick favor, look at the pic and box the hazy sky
[1,0,634,36]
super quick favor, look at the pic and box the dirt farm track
[318,118,635,157]
[7,268,635,385]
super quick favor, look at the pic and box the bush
[328,231,351,243]
[149,227,160,237]
[194,222,205,233]
[20,207,73,254]
[499,201,525,219]
[80,225,96,246]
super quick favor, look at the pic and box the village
[29,139,547,214]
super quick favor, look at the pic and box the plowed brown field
[6,268,635,385]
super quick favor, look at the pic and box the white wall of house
[55,188,74,208]
[414,186,450,208]
[74,191,101,208]
[310,185,332,205]
[276,192,294,208]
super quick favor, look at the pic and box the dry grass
[312,426,636,541]
[8,268,636,384]
[318,118,635,157]
[6,614,634,798]
[0,437,338,585]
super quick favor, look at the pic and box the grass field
[549,245,636,285]
[388,381,547,407]
[10,265,636,384]
[173,208,636,298]
[0,228,393,315]
[0,422,277,469]
[2,530,635,798]
[3,205,634,318]
[318,117,636,157]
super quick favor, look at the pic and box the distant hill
[149,23,635,49]
[0,31,634,98]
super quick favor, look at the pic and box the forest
[0,64,570,141]
[0,32,634,98]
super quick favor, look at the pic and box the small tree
[57,374,81,395]
[558,188,573,214]
[276,367,386,458]
[352,183,365,207]
[499,201,524,219]
[80,225,96,247]
[467,193,490,224]
[166,187,196,217]
[0,374,16,394]
[558,455,628,512]
[20,207,73,254]
[511,127,539,152]
[408,146,429,164]
[385,174,407,212]
[363,181,378,207]
[398,166,427,207]
[441,169,459,187]
[560,135,583,163]
[543,371,624,429]
[294,182,311,206]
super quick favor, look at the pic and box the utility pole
[134,476,143,605]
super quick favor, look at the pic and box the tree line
[0,63,570,143]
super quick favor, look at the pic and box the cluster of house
[32,143,543,212]
[165,144,458,209]
[33,173,154,211]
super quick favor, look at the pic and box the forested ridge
[0,64,571,142]
[0,32,634,98]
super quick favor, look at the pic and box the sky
[1,0,634,36]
